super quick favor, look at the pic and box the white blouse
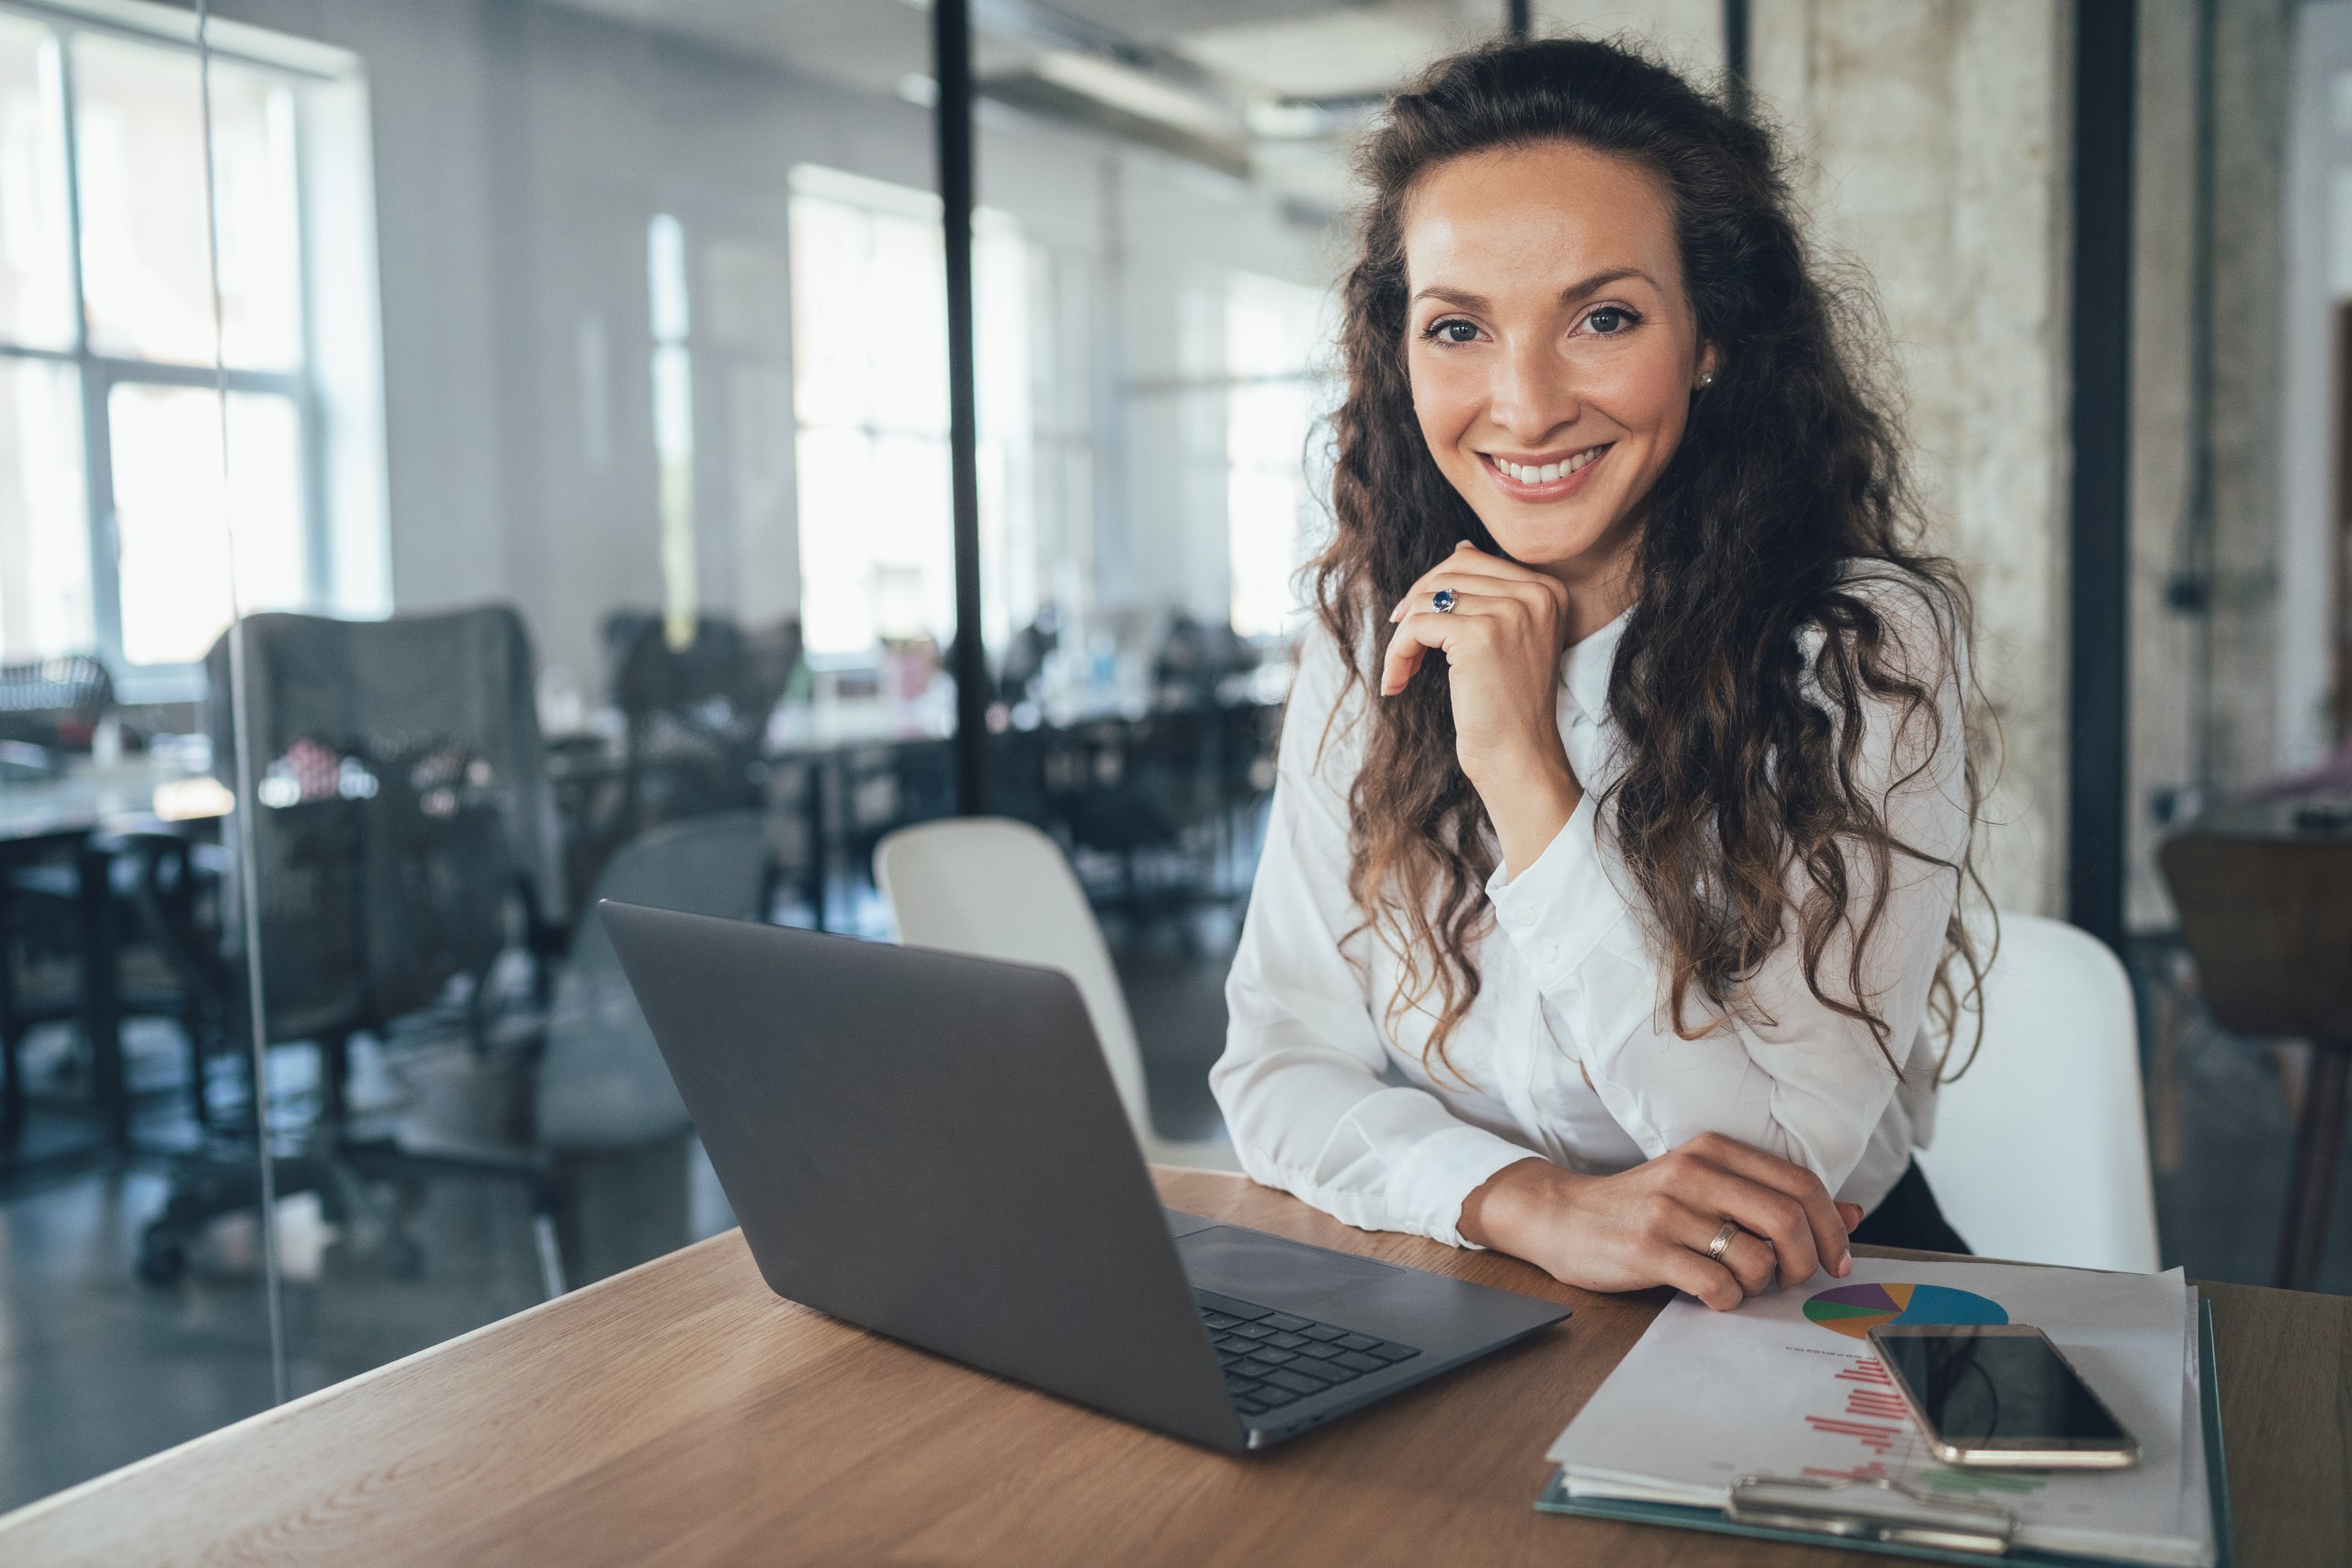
[1211,570,1970,1250]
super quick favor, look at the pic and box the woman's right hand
[1456,1134,1864,1311]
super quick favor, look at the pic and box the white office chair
[874,817,1242,1172]
[1913,912,2161,1272]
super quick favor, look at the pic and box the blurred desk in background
[0,759,229,1158]
[2,1168,2343,1566]
[553,692,1284,935]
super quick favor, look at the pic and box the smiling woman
[1211,39,1990,1314]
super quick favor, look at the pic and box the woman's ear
[1694,343,1721,390]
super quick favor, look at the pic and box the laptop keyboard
[1193,1289,1421,1419]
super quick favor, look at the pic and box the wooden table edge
[0,1168,2342,1567]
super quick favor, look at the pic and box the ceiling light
[1244,99,1332,141]
[1031,50,1236,142]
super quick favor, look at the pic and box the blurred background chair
[875,817,1239,1172]
[0,655,114,764]
[1913,913,2161,1274]
[2159,803,2352,1290]
[135,607,567,1285]
[532,809,769,1290]
[604,615,800,822]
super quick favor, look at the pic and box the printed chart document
[1547,1258,2213,1566]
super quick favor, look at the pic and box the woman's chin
[1474,512,1625,574]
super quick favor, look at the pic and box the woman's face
[1402,141,1711,597]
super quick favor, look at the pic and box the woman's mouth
[1479,444,1611,502]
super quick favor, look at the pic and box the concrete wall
[2204,0,2296,800]
[1750,0,2075,917]
[2278,2,2351,777]
[2126,0,2294,930]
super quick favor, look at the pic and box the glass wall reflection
[0,0,277,1508]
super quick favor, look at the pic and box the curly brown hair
[1312,37,1987,1076]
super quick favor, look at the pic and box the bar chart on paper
[1802,1281,2007,1339]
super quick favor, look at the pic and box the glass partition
[0,0,277,1508]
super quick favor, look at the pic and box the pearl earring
[1700,372,1716,388]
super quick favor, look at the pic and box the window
[0,4,382,698]
[1225,271,1331,640]
[649,212,696,650]
[788,164,1050,660]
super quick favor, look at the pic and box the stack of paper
[1546,1258,2213,1566]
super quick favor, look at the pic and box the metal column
[2067,1,2137,950]
[933,0,990,815]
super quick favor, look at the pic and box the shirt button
[1542,942,1562,964]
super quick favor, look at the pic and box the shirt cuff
[1484,791,1629,997]
[1389,1122,1546,1249]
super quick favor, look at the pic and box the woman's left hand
[1383,541,1581,874]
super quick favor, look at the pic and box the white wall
[211,0,1330,689]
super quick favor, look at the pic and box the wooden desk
[2,1169,2345,1566]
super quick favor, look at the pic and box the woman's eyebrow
[1411,285,1489,310]
[1410,268,1658,312]
[1560,266,1654,300]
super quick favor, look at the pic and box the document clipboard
[1535,1298,2232,1567]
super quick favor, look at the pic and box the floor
[1,920,2346,1515]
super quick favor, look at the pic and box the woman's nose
[1486,333,1578,443]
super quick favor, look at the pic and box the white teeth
[1495,453,1597,483]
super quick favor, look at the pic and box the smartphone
[1866,1323,2140,1469]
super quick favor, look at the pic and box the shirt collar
[1560,606,1631,724]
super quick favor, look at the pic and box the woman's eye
[1428,318,1479,344]
[1585,306,1638,335]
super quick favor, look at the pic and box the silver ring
[1430,587,1458,615]
[1706,1220,1741,1263]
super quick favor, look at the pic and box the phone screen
[1872,1328,2127,1445]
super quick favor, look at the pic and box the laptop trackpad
[1174,1224,1402,1314]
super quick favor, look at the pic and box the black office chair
[135,606,567,1286]
[605,615,799,816]
[0,653,112,755]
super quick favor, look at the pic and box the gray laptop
[601,901,1569,1451]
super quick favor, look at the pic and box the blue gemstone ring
[1430,588,1459,615]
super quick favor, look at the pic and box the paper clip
[1727,1473,2018,1556]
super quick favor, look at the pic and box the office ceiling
[540,0,1511,209]
[544,0,1494,114]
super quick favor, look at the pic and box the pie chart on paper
[1803,1281,2007,1339]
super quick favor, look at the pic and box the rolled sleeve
[1212,634,1544,1249]
[1388,1121,1547,1247]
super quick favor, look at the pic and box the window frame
[0,1,336,701]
